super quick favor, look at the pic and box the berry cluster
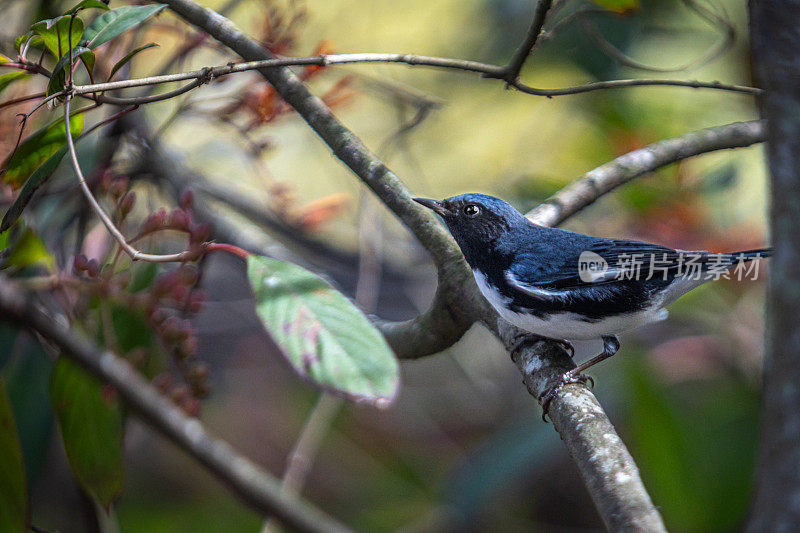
[69,185,213,417]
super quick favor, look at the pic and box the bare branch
[0,281,352,533]
[68,52,761,100]
[497,321,667,532]
[501,0,554,81]
[515,77,761,96]
[527,119,766,227]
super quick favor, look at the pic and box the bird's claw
[538,370,594,422]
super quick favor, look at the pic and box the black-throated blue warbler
[414,193,771,404]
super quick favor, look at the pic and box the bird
[414,193,771,406]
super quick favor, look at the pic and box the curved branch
[64,97,192,263]
[0,281,351,533]
[527,120,766,227]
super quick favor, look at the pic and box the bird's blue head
[413,193,528,266]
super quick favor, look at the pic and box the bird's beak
[413,197,451,217]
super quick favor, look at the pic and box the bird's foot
[538,370,594,422]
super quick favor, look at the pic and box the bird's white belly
[473,270,668,340]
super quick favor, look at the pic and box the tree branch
[68,52,761,100]
[501,0,554,81]
[0,281,352,533]
[497,321,667,532]
[514,77,761,96]
[159,0,462,273]
[746,1,800,529]
[527,120,766,227]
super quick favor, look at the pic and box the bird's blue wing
[509,237,692,291]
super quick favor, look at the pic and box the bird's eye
[463,204,481,217]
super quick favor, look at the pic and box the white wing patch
[505,271,577,300]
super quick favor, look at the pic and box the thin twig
[63,96,193,263]
[67,53,761,99]
[0,92,46,111]
[501,0,554,81]
[260,394,342,533]
[515,77,760,96]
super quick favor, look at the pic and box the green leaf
[589,0,639,13]
[1,146,68,233]
[83,4,167,50]
[0,376,28,533]
[4,227,55,270]
[108,42,158,81]
[31,15,84,59]
[1,326,55,484]
[0,53,12,64]
[247,255,399,405]
[46,46,93,95]
[1,113,83,188]
[0,72,29,97]
[65,0,111,15]
[51,358,124,509]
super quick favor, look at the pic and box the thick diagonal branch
[0,282,351,533]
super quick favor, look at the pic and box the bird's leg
[568,334,620,378]
[539,335,620,418]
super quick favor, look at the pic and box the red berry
[181,397,201,417]
[73,254,88,272]
[189,223,212,244]
[120,191,136,218]
[187,290,206,313]
[153,373,173,393]
[170,384,190,403]
[168,209,190,231]
[86,259,100,278]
